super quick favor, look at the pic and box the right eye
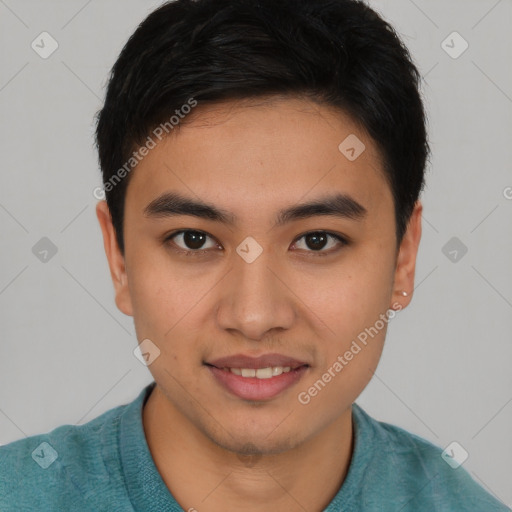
[164,230,220,256]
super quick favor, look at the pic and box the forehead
[125,97,391,218]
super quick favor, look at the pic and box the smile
[222,366,293,378]
[206,363,309,401]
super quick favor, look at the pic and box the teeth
[254,367,273,379]
[228,366,293,379]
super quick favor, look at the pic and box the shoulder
[0,402,129,511]
[352,403,509,511]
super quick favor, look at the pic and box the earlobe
[390,201,422,310]
[95,201,134,317]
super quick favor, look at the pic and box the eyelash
[163,230,349,258]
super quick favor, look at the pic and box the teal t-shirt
[0,381,508,511]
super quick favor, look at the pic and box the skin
[96,96,422,511]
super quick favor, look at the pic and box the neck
[142,384,354,512]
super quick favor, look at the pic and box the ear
[96,200,134,317]
[390,201,422,310]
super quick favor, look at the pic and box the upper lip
[206,353,310,370]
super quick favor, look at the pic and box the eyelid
[164,229,220,255]
[291,231,348,257]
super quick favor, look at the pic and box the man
[1,0,508,510]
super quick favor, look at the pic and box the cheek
[295,267,391,418]
[125,252,214,366]
[125,250,185,339]
[299,251,394,397]
[304,255,394,336]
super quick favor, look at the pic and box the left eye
[292,231,347,254]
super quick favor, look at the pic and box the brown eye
[181,231,207,250]
[305,232,328,250]
[292,231,347,255]
[166,230,218,252]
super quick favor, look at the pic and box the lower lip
[207,365,309,401]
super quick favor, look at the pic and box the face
[97,96,421,456]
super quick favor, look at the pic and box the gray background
[1,0,511,507]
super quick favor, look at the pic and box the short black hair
[95,0,429,255]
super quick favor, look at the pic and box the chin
[208,426,299,456]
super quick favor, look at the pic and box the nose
[215,248,296,341]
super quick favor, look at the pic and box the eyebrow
[143,191,367,227]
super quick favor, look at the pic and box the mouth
[205,364,306,378]
[204,354,310,401]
